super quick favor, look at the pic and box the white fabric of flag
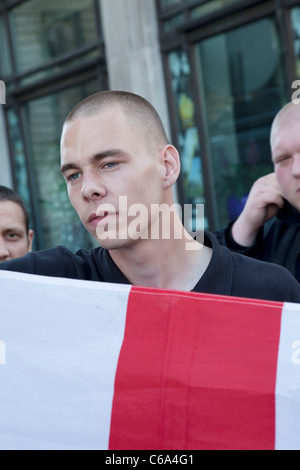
[0,270,130,450]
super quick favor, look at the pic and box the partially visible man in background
[0,186,34,262]
[216,101,300,283]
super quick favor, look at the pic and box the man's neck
[108,232,212,292]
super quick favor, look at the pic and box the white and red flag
[0,270,300,450]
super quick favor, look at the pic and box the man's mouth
[88,212,109,226]
[87,211,117,228]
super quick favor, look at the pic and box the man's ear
[27,230,34,253]
[161,145,181,190]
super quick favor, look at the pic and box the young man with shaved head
[217,101,300,283]
[0,91,299,303]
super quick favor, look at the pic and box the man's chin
[93,233,136,250]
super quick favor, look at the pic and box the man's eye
[280,156,291,163]
[6,233,20,240]
[69,172,81,181]
[103,162,118,169]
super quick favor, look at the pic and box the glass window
[22,78,104,251]
[19,49,100,87]
[0,16,12,77]
[291,6,300,79]
[6,108,34,226]
[168,49,207,231]
[9,0,99,74]
[161,0,183,8]
[163,13,185,32]
[191,0,239,19]
[196,17,286,228]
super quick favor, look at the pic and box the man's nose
[292,155,300,178]
[81,172,107,201]
[0,238,10,262]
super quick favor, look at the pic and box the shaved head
[270,101,300,212]
[270,101,300,147]
[63,90,170,154]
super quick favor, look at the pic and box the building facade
[0,0,300,251]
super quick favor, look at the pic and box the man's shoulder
[0,245,103,280]
[229,248,300,303]
[205,230,300,302]
[263,202,300,236]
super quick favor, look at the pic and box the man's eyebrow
[60,162,79,175]
[272,151,289,162]
[3,227,24,235]
[88,149,127,164]
[60,149,128,175]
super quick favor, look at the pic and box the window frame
[156,0,299,230]
[0,0,107,249]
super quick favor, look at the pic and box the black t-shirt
[1,231,300,303]
[216,201,300,283]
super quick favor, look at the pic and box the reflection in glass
[168,49,207,231]
[9,0,98,74]
[23,79,103,251]
[196,18,285,228]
